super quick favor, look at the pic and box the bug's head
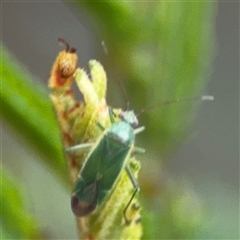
[119,111,139,128]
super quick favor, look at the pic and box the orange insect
[49,38,78,89]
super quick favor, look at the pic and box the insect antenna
[100,41,130,111]
[118,78,130,111]
[136,95,214,117]
[101,41,108,55]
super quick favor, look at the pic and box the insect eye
[119,112,125,120]
[132,119,139,128]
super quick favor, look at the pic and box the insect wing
[80,133,106,181]
[97,122,135,197]
[71,178,99,217]
[98,136,131,190]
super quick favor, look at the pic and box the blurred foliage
[74,1,215,154]
[1,166,42,239]
[141,179,207,239]
[1,44,68,185]
[2,2,217,239]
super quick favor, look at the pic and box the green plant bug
[66,108,145,222]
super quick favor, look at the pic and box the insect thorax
[107,121,135,146]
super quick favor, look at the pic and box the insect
[67,108,145,222]
[49,38,78,89]
[67,95,213,221]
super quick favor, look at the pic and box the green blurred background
[1,1,239,239]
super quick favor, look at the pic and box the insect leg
[123,164,140,224]
[108,108,116,124]
[65,143,94,153]
[133,147,145,154]
[134,126,145,135]
[96,121,105,131]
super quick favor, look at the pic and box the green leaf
[1,43,68,184]
[1,166,42,239]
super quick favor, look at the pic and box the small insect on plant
[49,38,78,89]
[67,108,145,224]
[67,94,214,224]
[49,39,213,238]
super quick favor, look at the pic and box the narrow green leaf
[1,43,68,184]
[1,166,42,239]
